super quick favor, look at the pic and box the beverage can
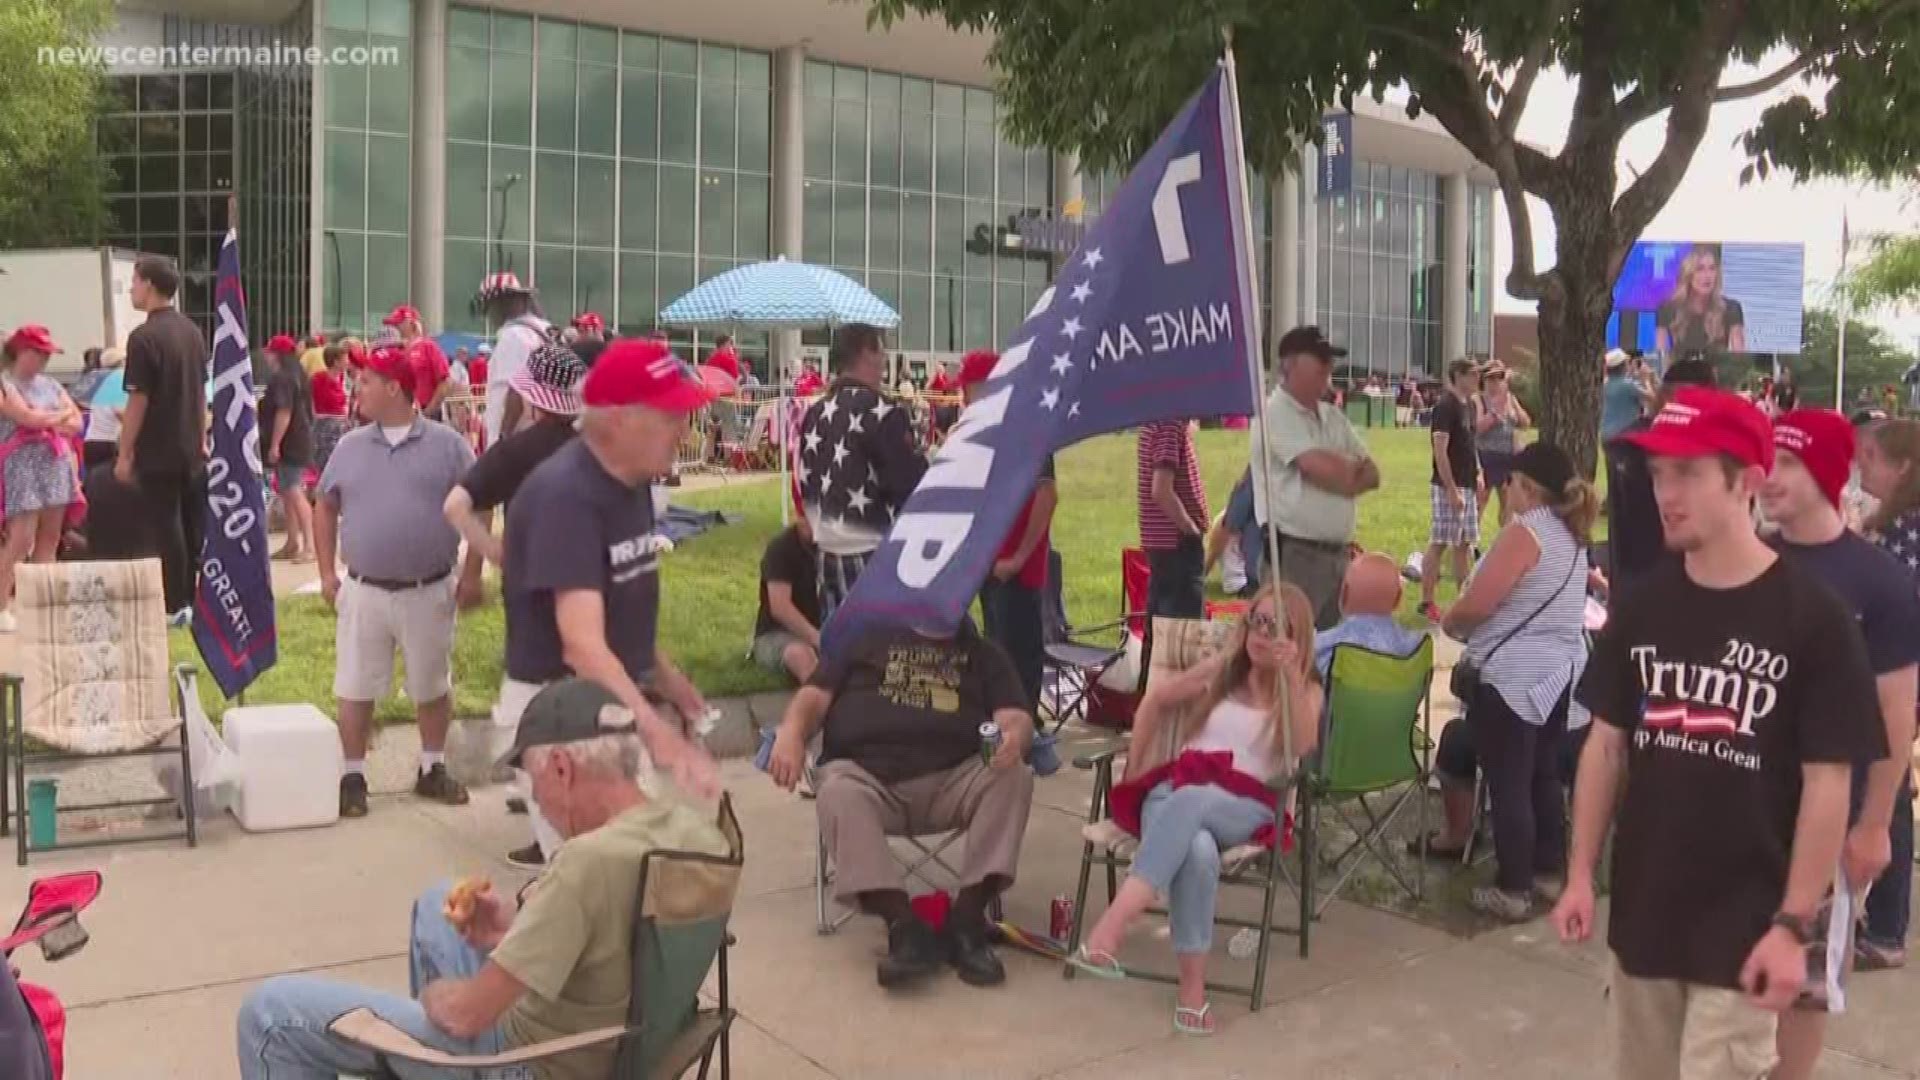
[1049,895,1075,943]
[978,721,1002,765]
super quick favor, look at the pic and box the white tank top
[1185,697,1276,782]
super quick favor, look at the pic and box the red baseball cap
[360,344,417,397]
[582,339,719,413]
[345,340,368,367]
[382,304,422,328]
[4,325,60,356]
[571,312,605,333]
[1619,386,1774,472]
[956,349,999,389]
[265,333,298,354]
[1773,408,1855,508]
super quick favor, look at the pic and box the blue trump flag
[192,229,278,697]
[822,66,1262,657]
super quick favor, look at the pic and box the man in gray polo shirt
[317,345,478,818]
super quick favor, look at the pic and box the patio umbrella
[660,257,901,524]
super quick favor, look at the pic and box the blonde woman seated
[1068,582,1322,1035]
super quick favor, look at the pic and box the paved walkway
[11,756,1916,1079]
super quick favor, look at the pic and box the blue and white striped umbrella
[659,256,899,330]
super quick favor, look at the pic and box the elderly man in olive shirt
[317,345,476,818]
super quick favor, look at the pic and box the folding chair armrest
[328,1008,629,1069]
[1071,744,1124,771]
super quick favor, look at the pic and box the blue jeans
[1223,470,1261,598]
[235,882,528,1080]
[1863,775,1914,950]
[1129,782,1274,955]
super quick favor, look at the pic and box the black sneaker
[946,923,1007,987]
[876,918,945,990]
[506,842,545,869]
[414,763,470,806]
[339,773,368,818]
[505,796,528,815]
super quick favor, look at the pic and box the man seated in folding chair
[1311,552,1426,684]
[236,680,731,1080]
[1066,584,1322,1036]
[767,621,1036,991]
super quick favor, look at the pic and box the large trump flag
[823,66,1263,657]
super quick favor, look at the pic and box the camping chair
[815,821,974,935]
[1041,548,1148,733]
[330,795,746,1080]
[0,559,199,866]
[1297,640,1435,929]
[1062,616,1304,1011]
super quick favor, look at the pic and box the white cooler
[223,704,342,831]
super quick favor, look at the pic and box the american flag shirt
[797,378,928,556]
[1871,508,1920,581]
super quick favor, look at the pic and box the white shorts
[333,574,456,704]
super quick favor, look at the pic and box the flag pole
[1837,211,1850,407]
[1220,33,1294,766]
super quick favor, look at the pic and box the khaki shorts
[750,630,808,678]
[1610,959,1776,1080]
[333,574,456,704]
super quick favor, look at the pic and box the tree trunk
[1535,284,1610,478]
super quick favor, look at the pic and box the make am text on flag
[822,67,1261,657]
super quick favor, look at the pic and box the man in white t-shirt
[477,272,552,445]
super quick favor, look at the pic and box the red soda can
[1049,895,1075,942]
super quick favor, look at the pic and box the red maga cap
[581,339,718,413]
[1619,386,1773,472]
[1773,408,1855,509]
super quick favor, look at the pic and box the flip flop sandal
[1066,944,1125,980]
[1174,1001,1215,1036]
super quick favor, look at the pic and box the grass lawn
[172,423,1518,722]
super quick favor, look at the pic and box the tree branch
[1612,0,1752,262]
[1498,0,1570,138]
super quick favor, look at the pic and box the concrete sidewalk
[11,758,1916,1079]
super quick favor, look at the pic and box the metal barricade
[676,384,816,477]
[440,389,488,454]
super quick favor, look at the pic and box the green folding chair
[1297,639,1434,943]
[331,796,746,1080]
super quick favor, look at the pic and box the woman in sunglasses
[1068,581,1322,1035]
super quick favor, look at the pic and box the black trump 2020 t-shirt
[1581,556,1885,990]
[813,626,1026,783]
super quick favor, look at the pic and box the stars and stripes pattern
[797,382,915,539]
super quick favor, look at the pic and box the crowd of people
[7,252,1915,1080]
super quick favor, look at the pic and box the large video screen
[1607,240,1805,358]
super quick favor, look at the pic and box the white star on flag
[1069,281,1093,303]
[848,487,872,513]
[1040,387,1060,411]
[832,441,850,467]
[1061,317,1083,341]
[847,413,865,434]
[1082,248,1104,270]
[872,399,893,422]
[1050,353,1073,377]
[820,471,834,493]
[804,430,822,454]
[1068,401,1081,418]
[820,398,840,422]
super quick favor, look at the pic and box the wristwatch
[1771,910,1815,945]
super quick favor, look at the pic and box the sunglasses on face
[1247,612,1282,638]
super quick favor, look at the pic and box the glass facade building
[107,0,1498,379]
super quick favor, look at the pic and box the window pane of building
[869,105,900,189]
[963,199,992,278]
[490,51,533,146]
[367,0,408,38]
[324,42,367,126]
[535,245,574,313]
[619,161,657,250]
[326,230,365,329]
[869,188,900,270]
[657,254,694,309]
[618,251,656,330]
[449,7,489,47]
[658,164,695,252]
[578,64,616,155]
[366,233,409,314]
[996,282,1024,343]
[536,57,576,150]
[578,155,615,242]
[578,24,617,65]
[366,136,410,233]
[622,31,657,71]
[961,280,991,348]
[902,192,932,270]
[444,239,490,331]
[833,100,864,183]
[620,68,658,159]
[659,75,696,162]
[535,152,575,244]
[701,80,736,169]
[737,175,769,258]
[934,196,963,274]
[833,183,865,268]
[699,171,736,257]
[326,0,367,31]
[738,93,769,174]
[964,122,993,198]
[901,112,932,191]
[900,272,931,351]
[491,146,531,241]
[538,19,577,58]
[325,132,366,230]
[803,180,832,263]
[447,49,490,141]
[447,141,489,237]
[367,46,410,134]
[934,116,963,195]
[659,38,697,76]
[577,249,614,315]
[493,12,532,52]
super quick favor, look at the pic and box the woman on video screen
[1656,243,1747,358]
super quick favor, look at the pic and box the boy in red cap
[495,339,724,865]
[384,304,453,420]
[1760,407,1920,1077]
[1555,387,1887,1079]
[258,333,316,561]
[958,349,1056,710]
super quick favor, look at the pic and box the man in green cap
[235,679,731,1080]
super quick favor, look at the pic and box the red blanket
[1107,749,1294,853]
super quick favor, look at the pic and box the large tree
[873,0,1920,471]
[0,0,112,249]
